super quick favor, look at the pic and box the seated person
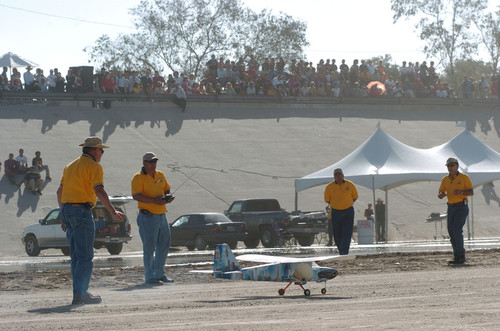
[18,166,44,195]
[15,148,28,174]
[171,83,187,111]
[32,151,51,180]
[4,153,19,184]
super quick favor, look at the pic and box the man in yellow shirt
[131,152,175,284]
[57,136,125,305]
[438,157,473,264]
[324,168,358,255]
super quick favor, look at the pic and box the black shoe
[37,190,42,195]
[145,278,160,285]
[448,257,466,265]
[157,275,174,283]
[72,293,102,305]
[46,176,51,181]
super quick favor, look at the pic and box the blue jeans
[447,204,469,259]
[60,204,95,297]
[332,206,354,255]
[137,211,171,281]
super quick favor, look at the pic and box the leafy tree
[474,7,500,75]
[390,0,487,81]
[85,0,309,77]
[236,10,308,62]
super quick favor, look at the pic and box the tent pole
[471,196,474,239]
[385,187,388,242]
[294,191,298,211]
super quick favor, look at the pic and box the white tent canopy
[430,130,500,187]
[294,128,500,240]
[295,127,446,195]
[0,52,38,69]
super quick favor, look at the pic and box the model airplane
[191,243,355,296]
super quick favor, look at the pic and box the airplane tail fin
[213,244,240,278]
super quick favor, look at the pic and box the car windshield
[204,214,231,223]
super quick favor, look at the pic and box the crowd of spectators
[1,56,499,100]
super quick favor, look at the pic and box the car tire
[227,241,238,249]
[25,234,40,257]
[260,225,278,248]
[106,242,123,255]
[195,235,207,251]
[61,247,71,256]
[294,233,315,247]
[186,245,196,251]
[243,237,260,248]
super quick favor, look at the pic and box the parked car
[21,196,133,256]
[170,213,247,251]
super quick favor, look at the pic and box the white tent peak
[295,127,445,193]
[0,52,39,69]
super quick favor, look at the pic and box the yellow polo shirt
[131,169,170,214]
[439,172,472,204]
[324,179,358,210]
[60,154,103,206]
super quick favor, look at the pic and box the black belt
[140,209,151,214]
[448,200,466,206]
[64,203,93,209]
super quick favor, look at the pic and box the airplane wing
[236,254,355,263]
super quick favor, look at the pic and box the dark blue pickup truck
[225,199,328,248]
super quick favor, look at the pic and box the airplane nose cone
[318,268,338,280]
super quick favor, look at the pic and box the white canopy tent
[0,52,38,76]
[295,128,500,240]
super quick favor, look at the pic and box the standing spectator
[1,66,8,84]
[375,198,386,242]
[206,54,218,75]
[131,152,175,284]
[4,153,19,184]
[18,166,43,194]
[479,76,490,98]
[66,69,75,93]
[129,71,141,93]
[32,150,51,180]
[438,157,473,264]
[101,72,116,109]
[116,71,128,94]
[152,71,164,91]
[141,69,153,93]
[57,136,125,304]
[47,69,57,92]
[349,59,359,85]
[339,59,349,82]
[55,72,65,92]
[461,76,473,99]
[23,66,35,91]
[324,168,358,255]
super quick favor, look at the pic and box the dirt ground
[1,249,499,330]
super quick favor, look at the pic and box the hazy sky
[0,0,486,75]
